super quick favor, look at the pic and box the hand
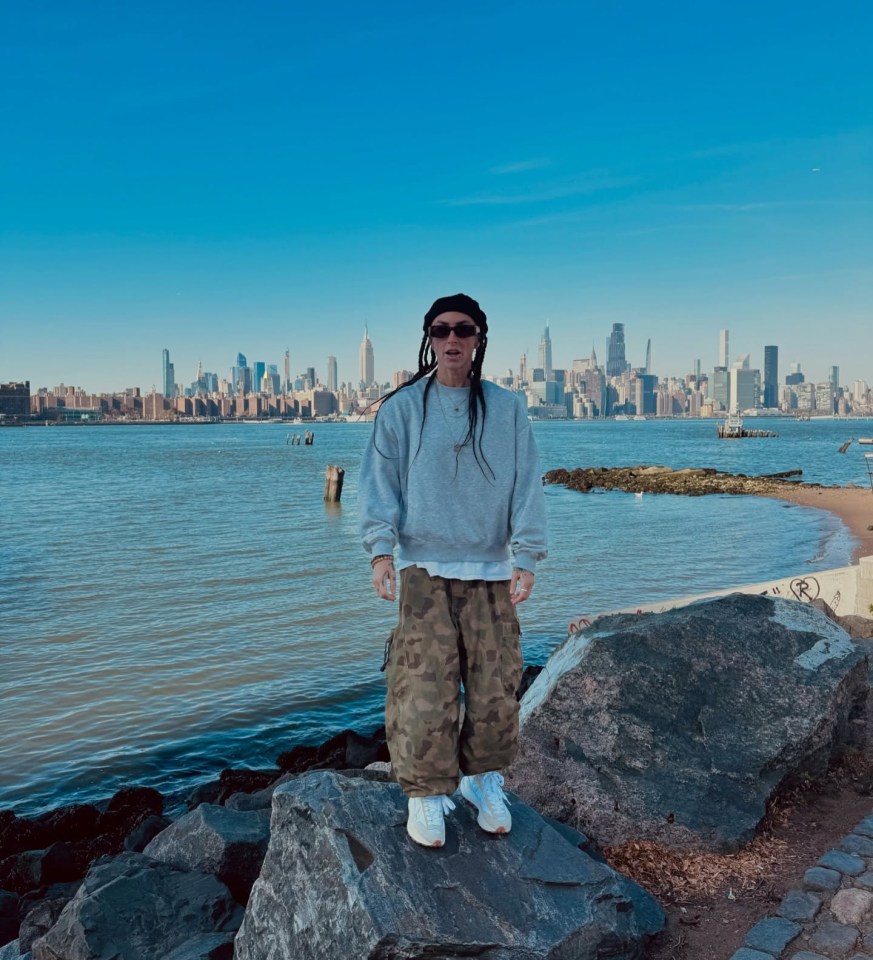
[510,567,534,606]
[372,558,396,601]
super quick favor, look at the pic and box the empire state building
[359,326,375,387]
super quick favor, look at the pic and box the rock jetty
[545,464,816,497]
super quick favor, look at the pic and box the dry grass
[602,749,873,903]
[601,785,809,902]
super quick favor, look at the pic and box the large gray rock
[18,899,68,953]
[0,941,30,960]
[235,770,663,960]
[30,853,242,960]
[143,804,270,904]
[510,594,868,852]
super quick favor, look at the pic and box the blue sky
[2,0,871,393]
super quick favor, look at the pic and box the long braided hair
[372,293,494,479]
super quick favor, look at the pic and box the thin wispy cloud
[676,199,871,213]
[490,158,552,175]
[443,174,638,207]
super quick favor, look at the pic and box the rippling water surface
[1,417,868,813]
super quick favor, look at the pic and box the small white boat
[859,437,873,445]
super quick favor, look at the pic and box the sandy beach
[765,485,873,563]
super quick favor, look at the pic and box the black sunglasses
[429,322,479,339]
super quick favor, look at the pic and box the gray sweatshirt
[358,377,548,572]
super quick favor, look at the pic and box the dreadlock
[372,294,494,479]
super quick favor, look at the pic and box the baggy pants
[385,566,523,797]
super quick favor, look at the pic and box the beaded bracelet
[370,554,394,569]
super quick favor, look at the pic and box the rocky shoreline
[0,665,551,956]
[0,725,391,955]
[544,464,819,497]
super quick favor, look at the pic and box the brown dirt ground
[633,754,873,960]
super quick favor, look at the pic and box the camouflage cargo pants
[384,566,523,797]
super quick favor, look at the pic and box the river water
[1,416,870,814]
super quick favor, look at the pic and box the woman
[359,293,548,847]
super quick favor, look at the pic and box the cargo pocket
[379,629,395,673]
[499,619,523,699]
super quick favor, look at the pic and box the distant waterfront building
[829,366,840,413]
[730,367,760,412]
[538,324,553,381]
[719,329,729,368]
[266,364,281,395]
[710,366,729,410]
[327,356,338,393]
[796,382,816,410]
[785,363,805,386]
[161,349,175,398]
[283,349,291,393]
[232,353,252,396]
[359,326,374,386]
[0,381,30,420]
[644,339,652,375]
[816,381,834,411]
[606,323,627,377]
[634,374,658,415]
[253,362,266,393]
[763,345,778,408]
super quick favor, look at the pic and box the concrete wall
[568,555,873,636]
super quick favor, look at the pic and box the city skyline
[2,1,871,392]
[12,321,863,398]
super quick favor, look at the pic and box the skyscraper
[538,324,553,381]
[719,329,730,368]
[606,323,627,377]
[359,326,374,386]
[763,345,779,408]
[232,352,251,396]
[161,349,175,398]
[327,356,338,393]
[644,338,652,374]
[283,349,290,394]
[253,362,266,393]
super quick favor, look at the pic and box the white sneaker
[460,771,512,834]
[406,795,456,847]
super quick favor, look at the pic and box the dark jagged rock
[122,815,171,852]
[214,770,278,806]
[275,726,389,775]
[224,774,295,812]
[235,770,664,960]
[517,664,543,700]
[185,769,280,811]
[185,781,222,810]
[143,804,270,905]
[510,594,868,853]
[0,889,19,945]
[162,933,235,960]
[0,806,100,862]
[30,853,242,960]
[545,464,826,497]
[0,940,28,960]
[18,898,67,953]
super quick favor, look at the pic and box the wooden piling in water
[324,465,344,502]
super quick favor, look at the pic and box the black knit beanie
[423,294,487,333]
